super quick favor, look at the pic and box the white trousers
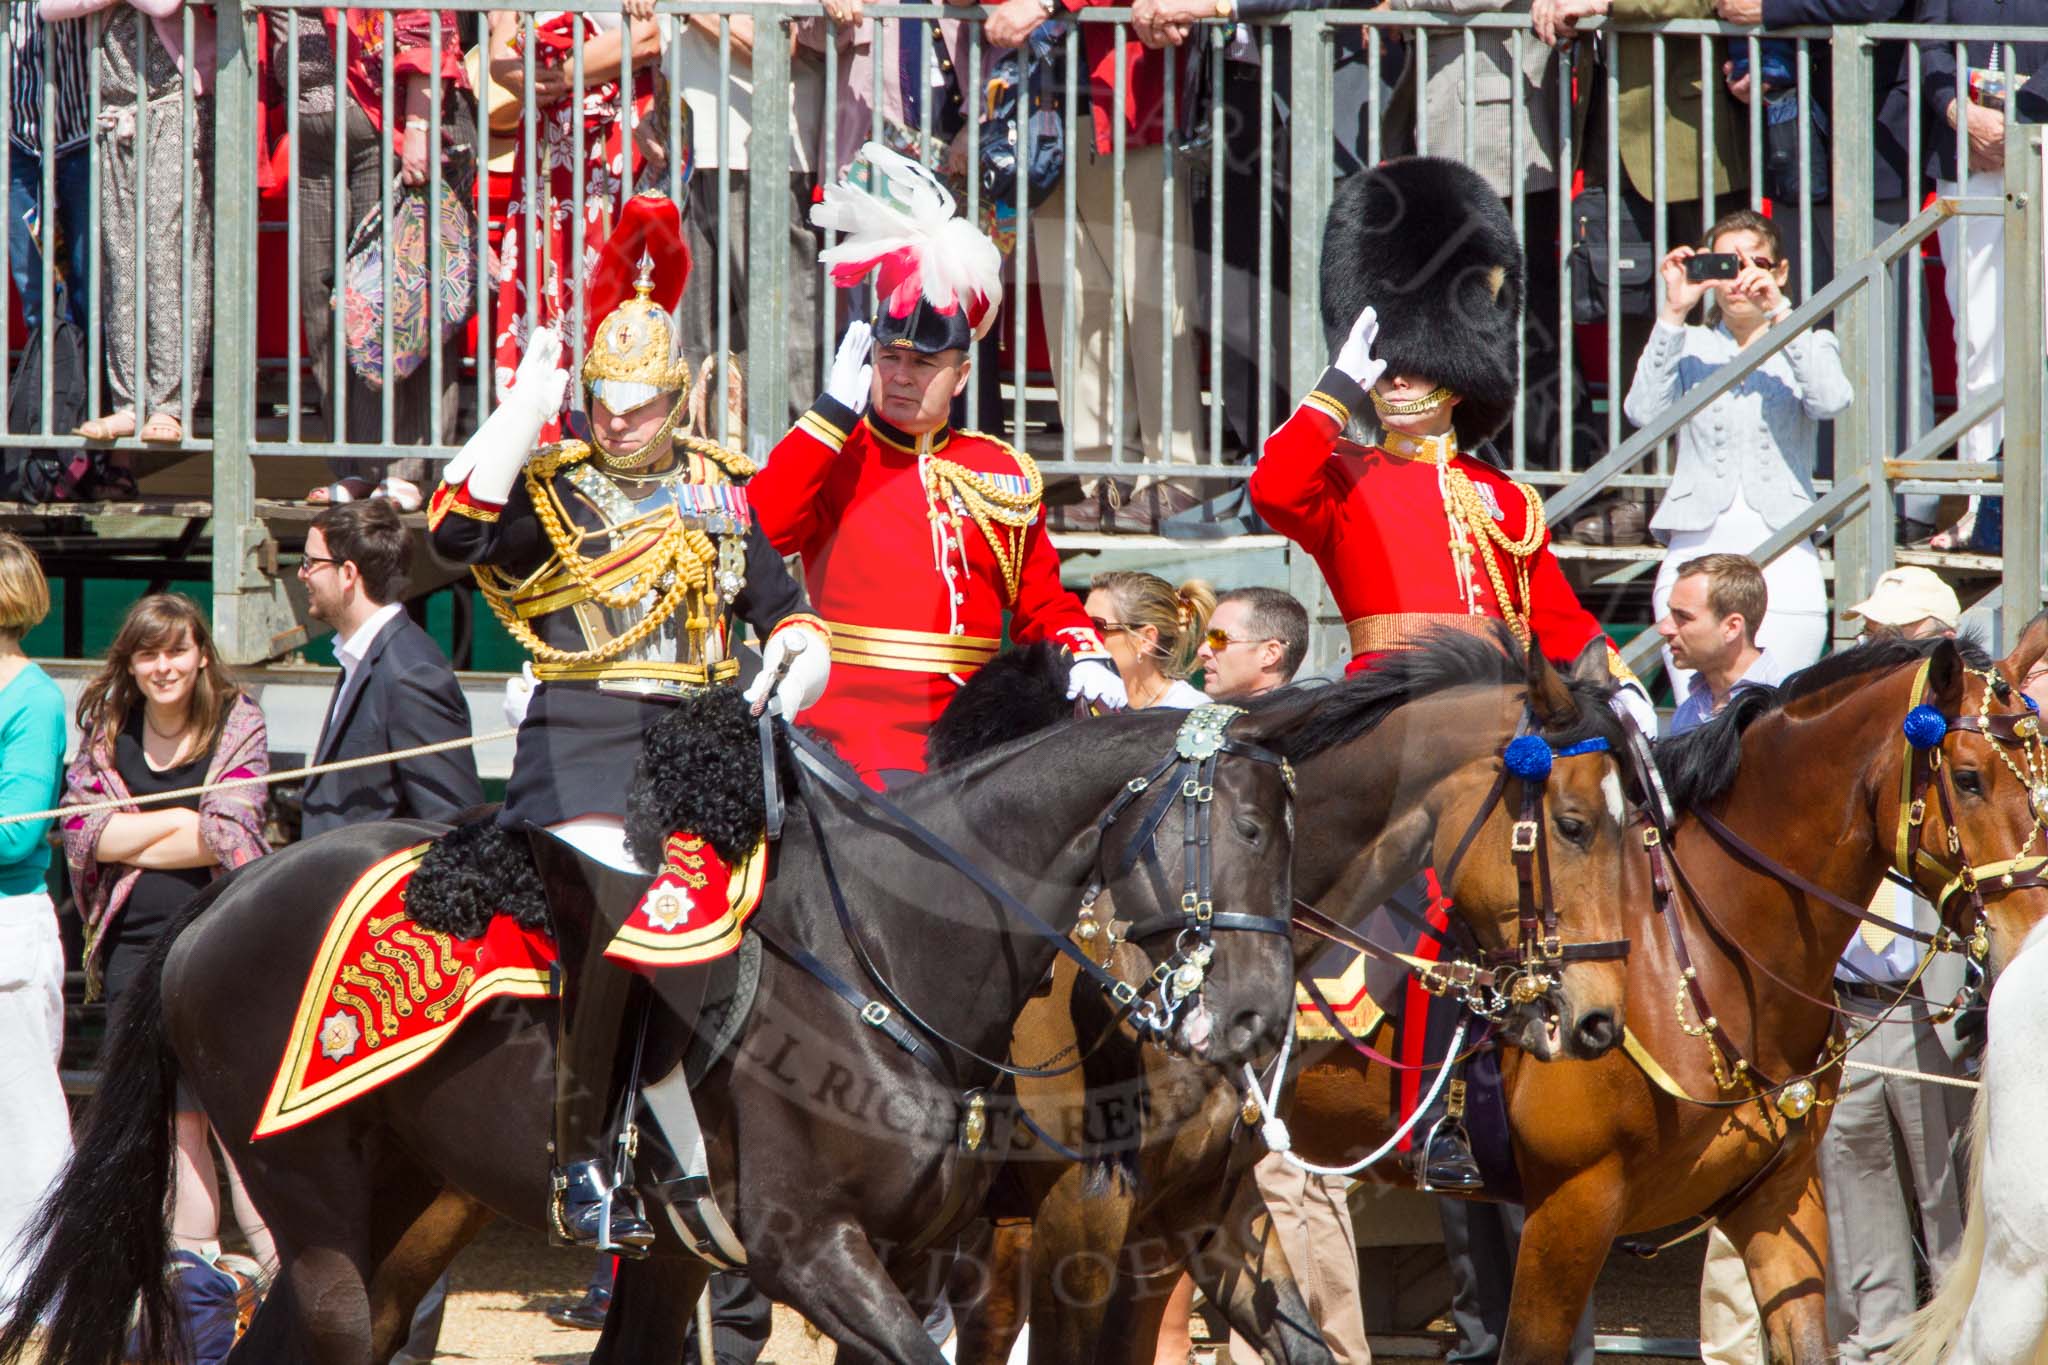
[1936,171,2007,468]
[0,890,73,1312]
[1653,489,1830,696]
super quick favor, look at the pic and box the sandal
[138,411,184,445]
[306,477,373,506]
[73,410,136,442]
[372,476,423,513]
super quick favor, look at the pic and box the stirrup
[550,1161,656,1257]
[1419,1114,1486,1192]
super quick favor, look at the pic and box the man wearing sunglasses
[1197,588,1308,701]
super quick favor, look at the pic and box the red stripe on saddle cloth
[253,844,559,1140]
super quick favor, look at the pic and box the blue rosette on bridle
[1503,734,1556,782]
[1902,705,1950,750]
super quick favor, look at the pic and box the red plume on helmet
[583,192,693,353]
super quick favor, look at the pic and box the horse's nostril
[1573,1009,1619,1055]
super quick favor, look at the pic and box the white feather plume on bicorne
[811,142,1004,340]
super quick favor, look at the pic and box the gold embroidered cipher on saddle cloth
[253,845,559,1139]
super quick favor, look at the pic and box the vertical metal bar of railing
[130,10,145,435]
[38,18,56,440]
[428,8,444,445]
[1255,24,1273,447]
[180,3,195,441]
[1160,41,1177,476]
[1508,28,1527,471]
[86,14,101,428]
[1746,33,1763,212]
[619,9,635,226]
[963,30,982,431]
[1906,38,1922,451]
[1555,39,1574,473]
[1999,112,2045,641]
[1285,11,1323,406]
[286,6,301,444]
[820,26,838,389]
[1414,29,1429,157]
[1015,14,1037,446]
[1,8,18,441]
[743,12,791,458]
[1829,24,1882,647]
[1110,19,1127,469]
[1058,22,1077,462]
[568,22,586,383]
[1950,37,1966,412]
[1603,42,1620,456]
[380,12,396,442]
[869,13,884,145]
[520,11,538,378]
[1365,26,1380,167]
[212,0,261,660]
[336,9,353,440]
[715,16,731,446]
[1207,28,1223,466]
[1795,37,1812,304]
[475,9,492,425]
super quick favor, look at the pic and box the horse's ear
[1998,610,2048,691]
[1927,638,1966,713]
[1527,639,1576,728]
[1567,636,1612,690]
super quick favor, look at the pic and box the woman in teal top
[0,530,72,1307]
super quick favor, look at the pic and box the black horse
[1,703,1303,1365]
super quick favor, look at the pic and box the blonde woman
[1084,572,1216,711]
[0,533,70,1307]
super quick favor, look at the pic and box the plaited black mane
[1254,624,1625,761]
[1654,633,1992,809]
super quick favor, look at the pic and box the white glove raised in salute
[745,626,832,718]
[446,328,572,505]
[1331,305,1387,391]
[1067,659,1129,712]
[823,320,875,414]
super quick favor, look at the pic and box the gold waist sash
[826,620,1001,675]
[1345,612,1500,657]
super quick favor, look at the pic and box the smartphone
[1685,253,1741,282]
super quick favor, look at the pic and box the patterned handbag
[343,179,480,390]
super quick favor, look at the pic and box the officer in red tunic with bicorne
[751,143,1127,787]
[1250,156,1653,735]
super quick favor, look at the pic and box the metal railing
[0,2,2036,663]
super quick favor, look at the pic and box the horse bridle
[1633,657,2048,1124]
[1291,707,1637,1026]
[1087,704,1298,1036]
[779,705,1296,1090]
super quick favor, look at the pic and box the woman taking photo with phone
[1624,208,1853,690]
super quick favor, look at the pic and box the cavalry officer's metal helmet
[580,191,694,457]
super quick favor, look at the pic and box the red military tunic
[751,396,1109,784]
[1248,366,1614,671]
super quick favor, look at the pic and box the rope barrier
[0,728,520,826]
[1844,1058,1982,1091]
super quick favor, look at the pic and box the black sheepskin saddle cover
[925,642,1076,770]
[407,688,770,939]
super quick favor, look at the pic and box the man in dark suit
[296,498,482,1365]
[298,499,482,840]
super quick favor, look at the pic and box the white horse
[1888,913,2048,1365]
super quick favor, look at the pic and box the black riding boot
[539,833,657,1255]
[1420,1069,1485,1192]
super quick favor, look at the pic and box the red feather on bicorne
[583,192,693,351]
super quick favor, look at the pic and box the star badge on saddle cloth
[318,1010,362,1063]
[608,831,770,969]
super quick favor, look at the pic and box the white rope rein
[1844,1058,1982,1090]
[1277,1017,1472,1179]
[0,727,519,826]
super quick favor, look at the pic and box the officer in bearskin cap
[751,144,1125,788]
[1252,155,1653,735]
[427,192,831,1252]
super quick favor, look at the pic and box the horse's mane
[1654,632,1993,809]
[1253,623,1626,760]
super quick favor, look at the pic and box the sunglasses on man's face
[1203,627,1273,651]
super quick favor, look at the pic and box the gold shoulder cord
[927,434,1045,602]
[1442,466,1546,645]
[471,443,720,665]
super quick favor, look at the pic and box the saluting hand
[824,320,876,414]
[515,327,573,418]
[1331,305,1388,390]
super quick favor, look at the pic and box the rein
[777,707,1295,1088]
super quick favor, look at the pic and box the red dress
[751,398,1110,784]
[489,13,657,423]
[1249,366,1614,671]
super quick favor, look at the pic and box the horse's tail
[1888,1067,1991,1365]
[0,891,219,1365]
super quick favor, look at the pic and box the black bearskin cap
[1319,157,1524,447]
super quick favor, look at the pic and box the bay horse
[1267,626,2048,1363]
[0,704,1308,1365]
[940,629,1644,1365]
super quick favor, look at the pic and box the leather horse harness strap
[1618,659,2048,1255]
[758,705,1295,1257]
[1293,709,1636,1044]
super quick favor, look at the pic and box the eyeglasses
[298,553,341,576]
[1203,627,1275,651]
